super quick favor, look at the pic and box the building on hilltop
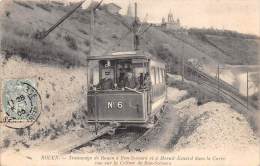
[103,3,121,15]
[161,10,182,31]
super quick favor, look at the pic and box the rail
[183,64,257,112]
[162,29,253,109]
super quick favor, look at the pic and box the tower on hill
[126,2,134,17]
[168,10,174,23]
[162,10,182,31]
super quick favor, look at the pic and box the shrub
[64,34,78,50]
[36,3,52,12]
[56,32,62,39]
[83,49,90,55]
[3,139,10,148]
[78,29,88,35]
[51,1,64,6]
[5,11,10,17]
[1,32,82,67]
[188,28,259,39]
[31,133,41,140]
[96,37,105,43]
[169,80,222,105]
[16,128,24,136]
[13,1,34,10]
[84,39,90,46]
[111,34,118,39]
[13,26,30,37]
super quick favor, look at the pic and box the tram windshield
[88,59,149,91]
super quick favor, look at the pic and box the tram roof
[87,51,163,63]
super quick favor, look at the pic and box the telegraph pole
[182,40,184,83]
[90,1,95,57]
[133,2,139,50]
[90,0,98,135]
[247,70,249,110]
[246,49,249,110]
[217,64,220,100]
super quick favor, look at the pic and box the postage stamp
[1,79,42,128]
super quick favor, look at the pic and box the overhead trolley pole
[133,2,139,51]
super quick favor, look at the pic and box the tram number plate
[107,101,123,109]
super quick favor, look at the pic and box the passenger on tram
[118,68,126,88]
[144,72,151,89]
[124,72,139,89]
[138,73,144,89]
[98,74,114,90]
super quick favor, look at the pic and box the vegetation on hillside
[163,28,260,65]
[0,0,259,68]
[188,28,259,39]
[1,21,82,67]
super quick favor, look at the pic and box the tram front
[87,53,151,124]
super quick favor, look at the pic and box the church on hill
[161,10,182,31]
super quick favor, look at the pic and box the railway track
[163,29,257,111]
[71,105,181,153]
[184,64,257,112]
[63,122,159,153]
[64,107,171,153]
[200,80,248,110]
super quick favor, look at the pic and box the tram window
[116,61,133,87]
[88,60,116,90]
[161,69,165,83]
[155,67,160,84]
[160,68,164,83]
[164,69,166,82]
[88,60,100,89]
[98,60,115,90]
[156,68,159,84]
[151,67,156,85]
[133,63,147,88]
[88,59,150,90]
[158,68,162,84]
[135,66,146,78]
[159,68,162,83]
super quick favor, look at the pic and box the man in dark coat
[124,72,139,89]
[98,74,114,90]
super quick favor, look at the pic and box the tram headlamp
[114,83,118,89]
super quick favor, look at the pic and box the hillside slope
[1,0,259,69]
[0,0,133,67]
[161,29,260,65]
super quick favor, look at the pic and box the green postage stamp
[1,79,41,128]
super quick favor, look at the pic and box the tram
[87,51,167,127]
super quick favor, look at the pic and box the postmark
[1,79,42,128]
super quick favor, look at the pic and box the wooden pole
[181,32,184,82]
[247,70,249,110]
[90,2,98,135]
[135,2,137,23]
[134,2,138,50]
[217,64,220,100]
[90,3,94,57]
